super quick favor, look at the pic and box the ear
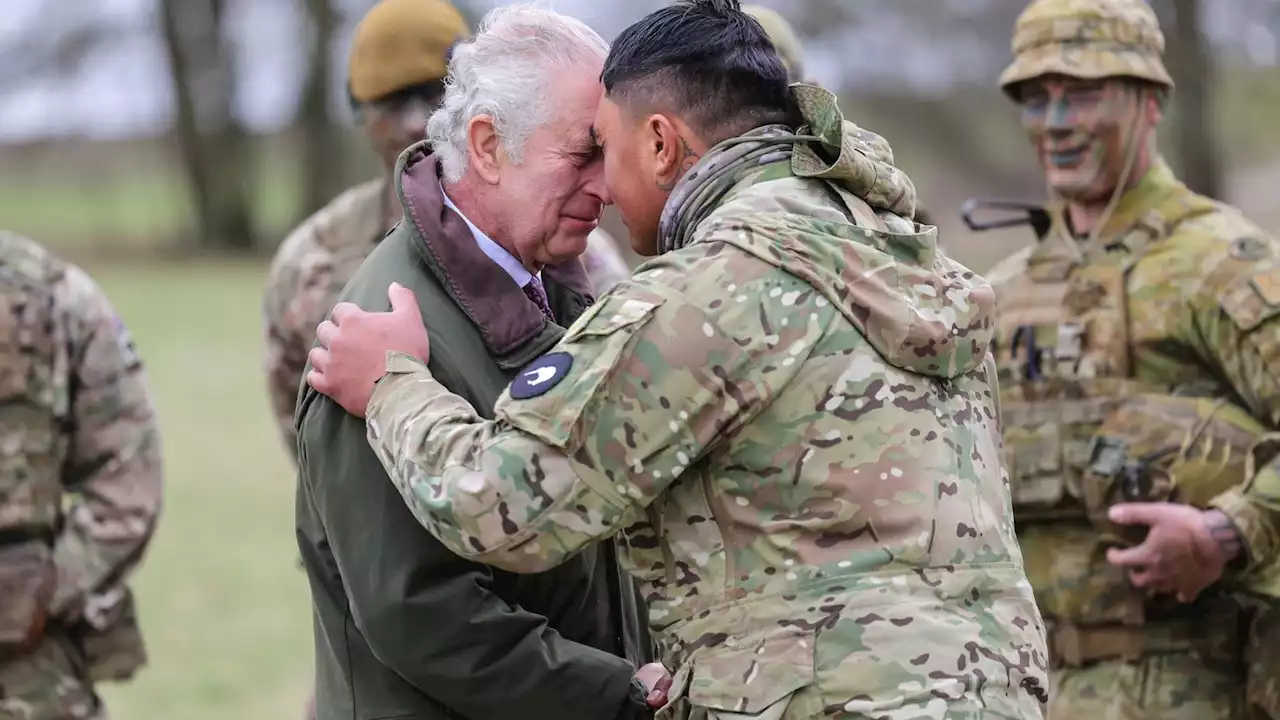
[1146,89,1166,126]
[647,114,685,188]
[466,114,502,184]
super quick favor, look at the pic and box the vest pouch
[1019,524,1145,625]
[1003,412,1068,512]
[1081,394,1268,547]
[655,627,815,720]
[0,539,56,655]
[75,585,148,682]
[1080,435,1178,549]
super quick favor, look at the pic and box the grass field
[82,259,314,719]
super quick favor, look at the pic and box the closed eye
[572,146,601,166]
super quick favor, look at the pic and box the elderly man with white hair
[293,5,661,720]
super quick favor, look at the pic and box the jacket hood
[702,91,996,378]
[711,192,996,379]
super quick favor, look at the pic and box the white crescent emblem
[524,366,558,386]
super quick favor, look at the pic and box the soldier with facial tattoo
[984,0,1280,716]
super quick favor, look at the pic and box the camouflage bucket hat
[999,0,1173,99]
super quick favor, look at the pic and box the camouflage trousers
[0,634,105,720]
[1245,606,1280,720]
[1050,652,1243,719]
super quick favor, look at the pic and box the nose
[1044,95,1074,133]
[582,156,612,207]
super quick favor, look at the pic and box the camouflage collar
[656,84,918,254]
[1043,156,1217,261]
[1048,157,1191,243]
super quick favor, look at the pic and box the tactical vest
[994,192,1264,667]
[0,237,147,680]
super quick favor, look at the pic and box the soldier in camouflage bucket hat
[986,0,1280,717]
[306,1,1050,717]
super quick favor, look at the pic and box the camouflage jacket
[986,158,1280,585]
[359,87,1049,718]
[263,177,633,460]
[0,230,162,645]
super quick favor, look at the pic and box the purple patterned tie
[523,276,554,321]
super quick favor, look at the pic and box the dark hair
[601,0,794,145]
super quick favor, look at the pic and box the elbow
[468,532,572,575]
[424,525,564,574]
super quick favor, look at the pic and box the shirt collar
[439,180,538,287]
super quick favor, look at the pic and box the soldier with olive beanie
[265,0,467,463]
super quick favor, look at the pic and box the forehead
[542,61,605,139]
[591,96,624,137]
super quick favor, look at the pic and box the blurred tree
[159,0,257,252]
[297,0,345,221]
[0,0,126,92]
[1166,0,1223,199]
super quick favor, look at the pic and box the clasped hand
[307,283,431,417]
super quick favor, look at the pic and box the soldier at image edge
[986,0,1280,716]
[0,230,163,720]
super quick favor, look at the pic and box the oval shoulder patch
[509,352,574,400]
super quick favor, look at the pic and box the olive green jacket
[295,144,653,720]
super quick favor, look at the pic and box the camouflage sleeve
[263,240,325,461]
[366,282,793,573]
[50,265,163,620]
[1196,254,1280,574]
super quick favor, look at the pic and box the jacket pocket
[657,627,816,720]
[499,289,666,449]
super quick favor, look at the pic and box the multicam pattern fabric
[998,0,1174,95]
[360,89,1048,718]
[0,231,162,719]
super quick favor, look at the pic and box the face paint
[1018,76,1144,202]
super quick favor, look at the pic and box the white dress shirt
[440,181,541,285]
